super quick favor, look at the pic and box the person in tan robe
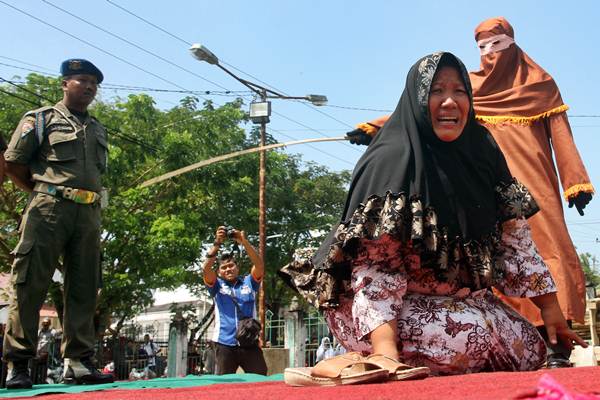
[346,17,594,368]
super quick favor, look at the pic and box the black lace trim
[279,179,539,310]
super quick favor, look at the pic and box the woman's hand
[541,307,587,349]
[534,293,588,349]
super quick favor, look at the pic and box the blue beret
[60,59,104,84]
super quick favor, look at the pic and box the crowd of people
[0,15,595,390]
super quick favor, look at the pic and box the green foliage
[0,75,350,329]
[579,252,600,288]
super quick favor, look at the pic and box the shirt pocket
[96,132,108,172]
[46,130,78,162]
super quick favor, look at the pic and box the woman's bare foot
[370,320,400,361]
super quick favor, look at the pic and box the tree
[579,252,600,289]
[0,74,350,332]
[0,74,62,267]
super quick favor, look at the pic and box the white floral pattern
[495,218,556,297]
[417,52,443,107]
[324,229,552,375]
[279,179,541,311]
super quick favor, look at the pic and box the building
[123,287,214,342]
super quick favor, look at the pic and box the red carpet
[6,367,600,400]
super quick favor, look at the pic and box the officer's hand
[568,192,593,216]
[215,226,227,244]
[345,128,372,146]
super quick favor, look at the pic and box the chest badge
[240,285,252,295]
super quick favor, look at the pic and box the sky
[1,0,599,259]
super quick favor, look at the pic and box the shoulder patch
[20,121,34,138]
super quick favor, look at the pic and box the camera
[224,226,236,239]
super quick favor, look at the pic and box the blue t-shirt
[207,274,260,346]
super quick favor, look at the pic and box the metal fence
[304,313,331,367]
[265,310,285,348]
[263,311,331,368]
[0,308,331,384]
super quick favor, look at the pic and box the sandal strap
[312,352,376,378]
[366,354,415,372]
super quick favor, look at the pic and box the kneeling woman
[280,52,586,376]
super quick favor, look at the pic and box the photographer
[202,226,267,375]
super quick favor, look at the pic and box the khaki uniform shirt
[5,101,108,192]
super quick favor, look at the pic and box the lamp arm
[215,63,302,100]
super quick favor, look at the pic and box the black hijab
[344,52,511,238]
[313,52,512,271]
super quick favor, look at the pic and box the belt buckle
[72,189,95,204]
[62,187,74,200]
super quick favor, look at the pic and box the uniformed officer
[3,59,113,388]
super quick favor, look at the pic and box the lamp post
[190,44,327,343]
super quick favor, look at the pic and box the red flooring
[5,366,600,400]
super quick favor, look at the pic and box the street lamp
[190,43,327,344]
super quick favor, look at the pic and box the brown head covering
[469,17,567,123]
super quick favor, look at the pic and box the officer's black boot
[6,360,33,389]
[63,357,114,385]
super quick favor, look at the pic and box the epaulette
[22,105,53,118]
[23,106,53,145]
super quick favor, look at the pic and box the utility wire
[0,64,250,97]
[4,1,349,159]
[0,55,56,74]
[3,59,587,160]
[0,87,41,107]
[0,77,55,103]
[1,63,350,163]
[101,83,249,95]
[3,58,600,120]
[327,103,600,118]
[42,0,230,91]
[1,77,352,165]
[102,0,362,154]
[105,0,190,46]
[100,85,247,97]
[104,0,290,102]
[0,61,54,77]
[0,76,159,152]
[0,1,190,93]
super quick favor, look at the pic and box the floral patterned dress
[321,218,553,375]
